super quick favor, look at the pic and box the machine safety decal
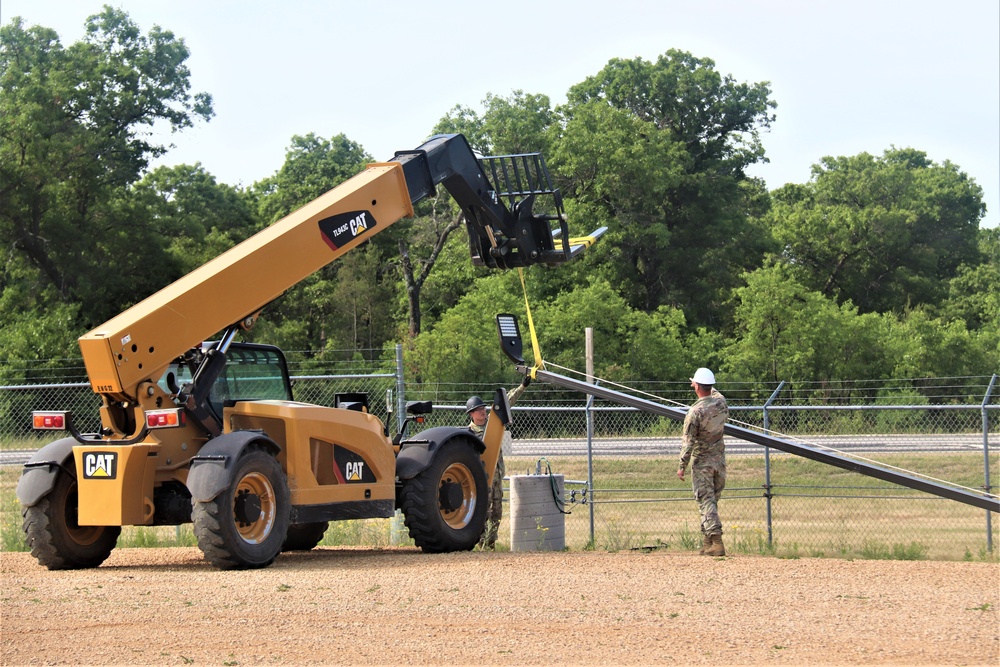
[333,445,376,484]
[318,211,377,251]
[82,451,118,479]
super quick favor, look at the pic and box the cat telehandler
[17,134,604,570]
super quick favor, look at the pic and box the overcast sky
[4,0,998,228]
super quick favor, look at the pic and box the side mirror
[392,401,433,446]
[405,400,432,415]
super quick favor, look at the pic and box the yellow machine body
[73,443,159,526]
[224,401,397,507]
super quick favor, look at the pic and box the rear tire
[192,445,290,569]
[281,522,328,551]
[399,439,487,553]
[21,468,120,570]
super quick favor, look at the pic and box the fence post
[391,343,407,544]
[762,381,785,547]
[585,328,596,547]
[585,392,596,547]
[395,344,405,433]
[982,374,996,553]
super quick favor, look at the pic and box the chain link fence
[2,360,997,560]
[490,402,998,561]
[0,352,403,446]
[408,374,999,560]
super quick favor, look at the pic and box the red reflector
[146,409,184,429]
[32,412,66,430]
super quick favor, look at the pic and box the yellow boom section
[79,162,413,401]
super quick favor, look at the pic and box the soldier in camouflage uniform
[677,367,729,556]
[466,376,530,550]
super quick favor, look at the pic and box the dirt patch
[1,547,997,666]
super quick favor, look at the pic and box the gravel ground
[1,547,998,666]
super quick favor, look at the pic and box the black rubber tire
[281,521,328,552]
[192,445,290,570]
[399,438,487,553]
[21,468,121,570]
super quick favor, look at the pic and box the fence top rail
[4,383,998,413]
[1,382,91,391]
[434,403,1000,413]
[761,404,998,412]
[292,374,395,381]
[0,373,398,392]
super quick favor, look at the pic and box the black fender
[395,426,485,481]
[187,431,281,503]
[15,437,78,508]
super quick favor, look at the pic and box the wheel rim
[439,462,477,529]
[64,480,104,546]
[233,472,277,544]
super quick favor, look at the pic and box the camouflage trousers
[691,460,726,536]
[479,451,504,549]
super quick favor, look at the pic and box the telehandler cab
[17,134,605,570]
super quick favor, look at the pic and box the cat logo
[345,461,365,481]
[349,212,368,235]
[82,452,118,479]
[318,210,378,251]
[332,444,376,483]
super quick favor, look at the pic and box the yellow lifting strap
[567,235,599,249]
[516,267,544,378]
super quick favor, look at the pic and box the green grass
[0,435,47,452]
[2,453,997,561]
[505,453,998,562]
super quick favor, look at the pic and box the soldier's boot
[706,533,726,557]
[698,534,712,555]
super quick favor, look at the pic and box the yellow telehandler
[17,134,604,569]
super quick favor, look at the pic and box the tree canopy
[765,148,986,314]
[1,7,213,329]
[553,50,778,326]
[1,10,995,389]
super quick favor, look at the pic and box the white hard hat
[691,367,716,385]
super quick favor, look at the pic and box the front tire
[399,439,487,553]
[21,468,120,570]
[192,445,290,569]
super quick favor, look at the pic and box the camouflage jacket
[678,389,728,470]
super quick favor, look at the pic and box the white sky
[4,0,998,228]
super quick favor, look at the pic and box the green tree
[392,92,561,338]
[940,227,1000,331]
[408,273,526,384]
[437,90,557,156]
[724,263,893,383]
[253,133,370,224]
[765,148,985,314]
[533,279,689,384]
[0,8,213,330]
[553,50,777,326]
[884,308,995,379]
[394,194,466,337]
[249,133,385,353]
[134,163,258,274]
[0,258,82,372]
[329,244,397,351]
